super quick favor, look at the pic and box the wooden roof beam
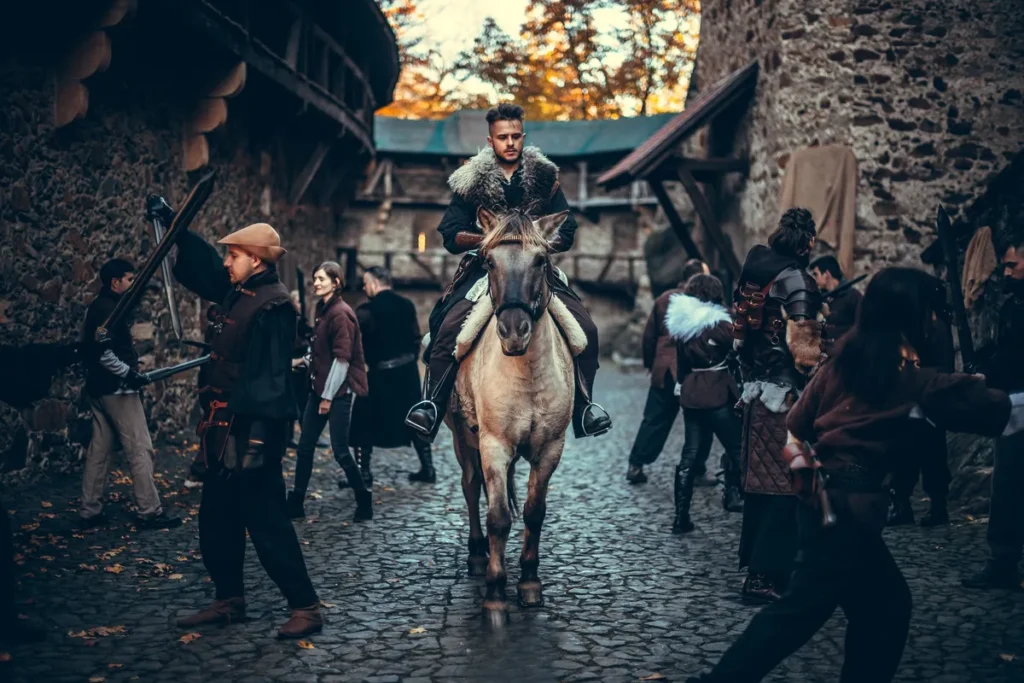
[649,179,705,264]
[672,166,741,276]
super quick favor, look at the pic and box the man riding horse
[406,103,612,441]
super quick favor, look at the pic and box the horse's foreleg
[518,439,564,608]
[452,430,487,576]
[480,435,513,612]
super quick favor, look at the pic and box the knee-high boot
[673,464,696,534]
[571,358,612,439]
[357,447,374,487]
[333,447,373,521]
[409,439,436,483]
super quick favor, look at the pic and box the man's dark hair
[679,258,707,284]
[99,259,135,290]
[768,207,817,259]
[683,273,725,305]
[809,254,843,281]
[366,266,392,287]
[486,103,525,126]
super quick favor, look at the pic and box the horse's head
[478,207,569,357]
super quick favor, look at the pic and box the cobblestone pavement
[2,370,1023,682]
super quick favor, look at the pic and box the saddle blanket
[454,274,587,362]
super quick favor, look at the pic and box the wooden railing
[337,248,646,293]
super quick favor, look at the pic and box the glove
[123,369,151,391]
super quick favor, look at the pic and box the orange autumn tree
[376,0,700,120]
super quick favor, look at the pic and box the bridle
[483,236,553,323]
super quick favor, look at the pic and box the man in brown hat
[171,222,323,639]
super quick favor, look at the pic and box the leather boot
[741,574,782,604]
[406,366,457,442]
[408,441,436,483]
[286,491,305,519]
[571,360,611,438]
[886,495,914,526]
[961,560,1021,590]
[358,448,373,487]
[672,465,695,534]
[920,497,949,527]
[277,604,324,639]
[354,488,374,522]
[176,597,246,627]
[626,464,648,484]
[337,448,371,490]
[722,485,744,513]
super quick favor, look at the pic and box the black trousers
[890,423,950,503]
[739,494,799,579]
[628,377,684,466]
[707,504,912,683]
[0,499,14,620]
[988,430,1024,564]
[293,393,364,499]
[680,405,741,482]
[199,424,318,609]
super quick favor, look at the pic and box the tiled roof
[374,111,677,158]
[597,61,759,189]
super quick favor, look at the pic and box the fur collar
[665,294,731,342]
[448,146,559,213]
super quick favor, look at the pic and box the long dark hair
[834,267,945,404]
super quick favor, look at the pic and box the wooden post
[577,161,588,209]
[649,177,705,262]
[674,166,740,276]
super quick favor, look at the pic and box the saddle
[453,275,588,361]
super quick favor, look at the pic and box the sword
[142,355,210,383]
[296,266,307,323]
[148,196,183,340]
[935,205,977,371]
[823,273,867,302]
[97,169,216,343]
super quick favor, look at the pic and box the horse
[445,208,582,620]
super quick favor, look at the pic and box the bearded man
[171,223,322,639]
[405,103,611,441]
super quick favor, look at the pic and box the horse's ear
[534,210,569,241]
[478,208,498,233]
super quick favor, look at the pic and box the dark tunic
[81,289,139,397]
[822,285,862,356]
[980,285,1024,392]
[351,289,424,449]
[643,287,684,389]
[308,293,368,399]
[172,231,298,441]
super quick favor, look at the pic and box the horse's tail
[507,460,519,520]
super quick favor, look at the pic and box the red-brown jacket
[666,293,739,410]
[310,293,368,398]
[642,288,684,389]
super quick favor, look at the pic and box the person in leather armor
[171,222,323,639]
[404,103,611,442]
[732,208,825,604]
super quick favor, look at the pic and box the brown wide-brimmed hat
[217,223,286,264]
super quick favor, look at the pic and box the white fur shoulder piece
[664,294,731,342]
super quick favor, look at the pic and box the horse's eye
[533,255,546,268]
[485,257,495,270]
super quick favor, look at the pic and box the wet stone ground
[2,370,1023,682]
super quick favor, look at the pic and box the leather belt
[376,353,416,371]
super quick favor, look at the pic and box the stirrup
[580,402,611,437]
[405,400,439,436]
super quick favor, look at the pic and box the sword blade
[98,169,216,342]
[142,354,210,383]
[936,205,976,368]
[152,218,184,340]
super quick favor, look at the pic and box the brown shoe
[176,597,246,628]
[277,604,324,639]
[741,574,783,605]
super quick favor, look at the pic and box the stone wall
[0,61,360,478]
[696,0,1024,273]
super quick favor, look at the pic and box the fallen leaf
[68,625,126,638]
[179,633,201,645]
[41,501,53,508]
[1000,653,1017,662]
[0,652,11,662]
[108,663,123,669]
[88,677,105,682]
[408,626,427,634]
[20,522,39,532]
[168,574,184,580]
[297,640,315,649]
[104,564,124,574]
[176,556,189,562]
[319,601,336,608]
[640,675,666,681]
[79,564,97,572]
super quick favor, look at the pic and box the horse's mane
[480,211,548,254]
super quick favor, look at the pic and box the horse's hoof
[517,580,544,608]
[467,556,488,577]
